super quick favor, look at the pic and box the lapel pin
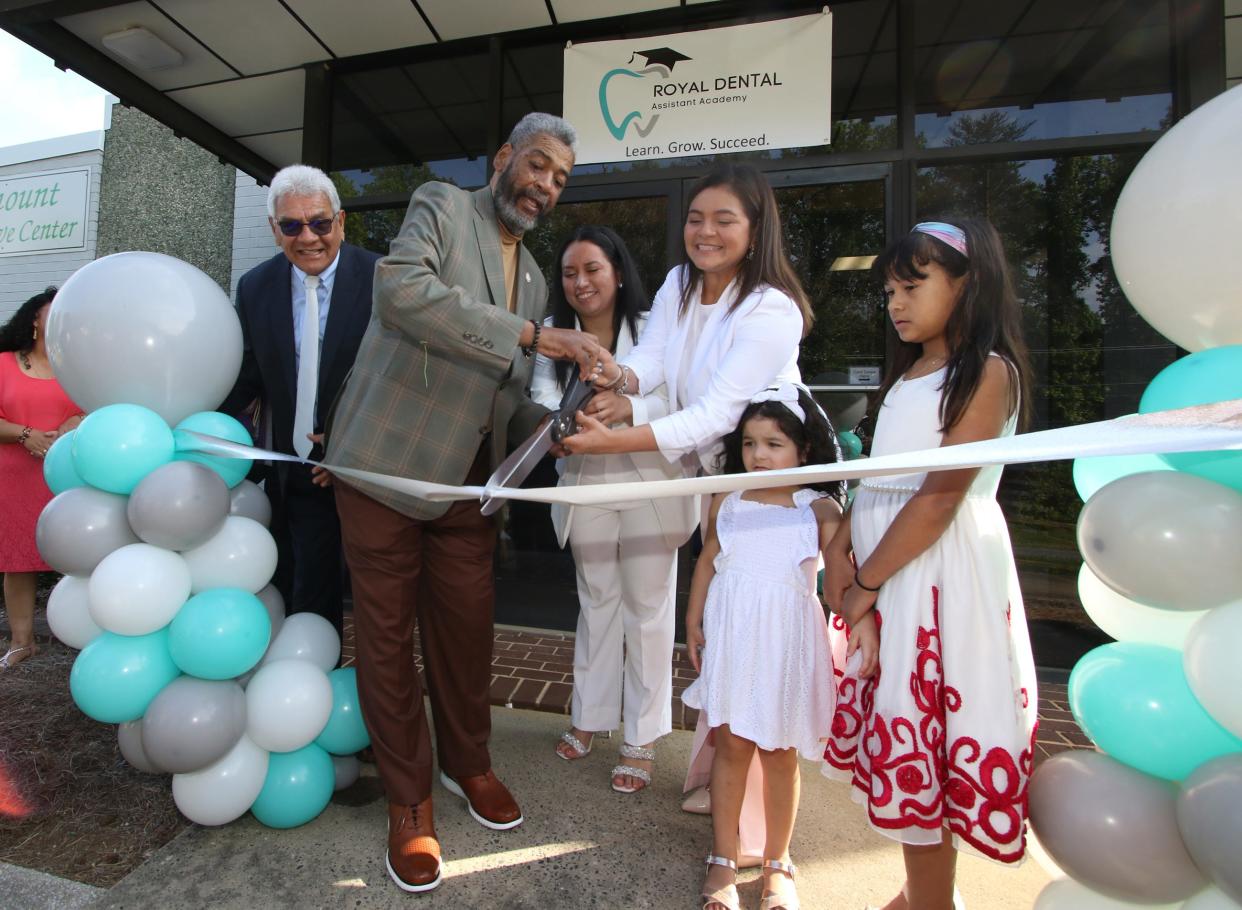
[525,272,531,283]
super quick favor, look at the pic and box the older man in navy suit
[224,164,380,639]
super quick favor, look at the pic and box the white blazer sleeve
[529,317,563,410]
[621,267,681,395]
[649,287,802,460]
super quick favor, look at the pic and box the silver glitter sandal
[610,743,655,793]
[556,730,594,761]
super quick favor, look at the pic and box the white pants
[568,502,678,746]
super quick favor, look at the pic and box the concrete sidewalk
[9,706,1051,910]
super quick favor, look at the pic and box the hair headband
[750,382,828,425]
[912,221,968,258]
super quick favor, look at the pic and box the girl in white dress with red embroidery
[685,383,846,910]
[821,219,1038,910]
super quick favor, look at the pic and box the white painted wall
[0,133,104,320]
[229,170,275,300]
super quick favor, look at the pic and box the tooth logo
[598,47,691,141]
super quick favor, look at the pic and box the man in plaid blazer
[326,113,598,894]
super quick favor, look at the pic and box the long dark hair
[678,164,813,336]
[0,286,56,354]
[871,217,1031,431]
[548,225,646,389]
[715,386,847,507]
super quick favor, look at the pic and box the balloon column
[38,252,368,830]
[1030,85,1242,909]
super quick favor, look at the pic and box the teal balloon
[251,743,335,829]
[168,588,271,680]
[43,430,86,494]
[1069,642,1242,781]
[69,629,179,723]
[837,431,863,460]
[173,411,253,489]
[315,668,370,755]
[1072,451,1172,502]
[1139,345,1242,492]
[71,404,174,494]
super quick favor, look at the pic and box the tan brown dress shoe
[439,769,524,830]
[386,798,442,892]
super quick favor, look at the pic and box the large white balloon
[1111,84,1242,351]
[171,734,269,827]
[1183,888,1242,910]
[262,613,340,673]
[245,659,333,753]
[45,251,242,423]
[46,575,102,650]
[1078,564,1208,649]
[88,543,192,636]
[180,516,277,594]
[1077,471,1242,610]
[1184,602,1242,740]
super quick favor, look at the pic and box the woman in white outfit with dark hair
[532,225,697,793]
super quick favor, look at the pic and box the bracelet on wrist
[604,363,628,393]
[522,320,542,358]
[17,425,33,446]
[854,568,882,593]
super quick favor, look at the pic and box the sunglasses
[276,215,337,237]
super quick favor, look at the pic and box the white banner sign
[0,167,90,257]
[563,12,832,165]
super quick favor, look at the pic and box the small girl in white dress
[821,219,1037,910]
[684,383,846,910]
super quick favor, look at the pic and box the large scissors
[480,374,595,516]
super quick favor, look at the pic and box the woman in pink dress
[0,287,83,669]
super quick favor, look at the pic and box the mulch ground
[0,635,189,888]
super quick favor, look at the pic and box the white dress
[822,364,1039,865]
[683,489,835,759]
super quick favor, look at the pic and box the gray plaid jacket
[325,182,549,519]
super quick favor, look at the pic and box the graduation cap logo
[627,48,692,72]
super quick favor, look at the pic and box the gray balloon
[36,487,139,576]
[141,677,246,774]
[228,480,271,527]
[127,461,230,551]
[117,720,164,774]
[333,754,360,791]
[255,584,286,642]
[1029,749,1205,903]
[1177,754,1242,904]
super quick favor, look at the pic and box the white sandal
[701,854,741,910]
[760,858,799,910]
[610,743,654,793]
[556,730,594,761]
[0,644,37,670]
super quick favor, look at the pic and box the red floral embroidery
[824,584,1035,864]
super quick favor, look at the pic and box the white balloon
[1184,602,1242,740]
[1034,879,1180,910]
[1111,84,1242,351]
[88,543,192,636]
[46,575,102,649]
[171,734,269,827]
[180,516,277,594]
[245,659,333,753]
[1183,887,1242,910]
[45,251,242,424]
[1078,564,1208,649]
[262,612,340,673]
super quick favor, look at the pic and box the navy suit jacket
[224,242,381,456]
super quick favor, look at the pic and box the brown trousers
[334,453,494,805]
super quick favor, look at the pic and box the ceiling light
[829,255,877,271]
[102,26,184,71]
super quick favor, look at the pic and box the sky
[1,29,110,148]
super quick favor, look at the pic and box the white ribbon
[181,400,1242,508]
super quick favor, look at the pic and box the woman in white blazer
[532,225,697,795]
[564,165,816,906]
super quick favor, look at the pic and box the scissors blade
[479,373,597,515]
